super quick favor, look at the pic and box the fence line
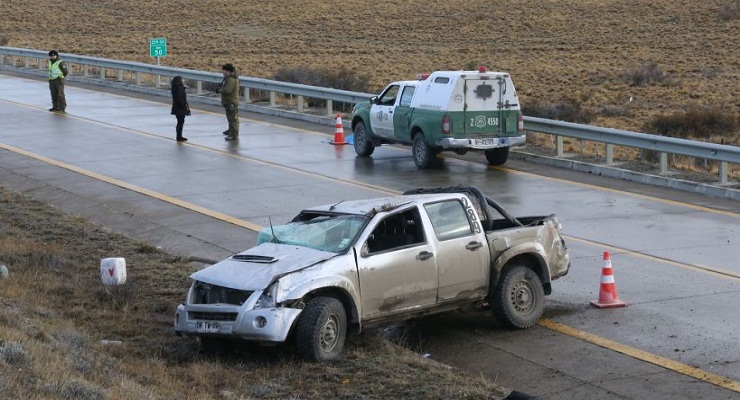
[1,47,737,184]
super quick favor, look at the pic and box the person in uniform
[48,50,68,112]
[170,76,191,142]
[219,63,240,141]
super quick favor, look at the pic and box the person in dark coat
[170,76,191,142]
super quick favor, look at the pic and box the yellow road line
[565,236,740,281]
[539,319,740,393]
[0,142,264,232]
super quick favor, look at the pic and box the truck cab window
[366,208,424,253]
[399,86,415,107]
[378,85,400,106]
[425,200,473,241]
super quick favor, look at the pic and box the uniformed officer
[219,63,240,140]
[48,50,68,113]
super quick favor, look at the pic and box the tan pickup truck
[174,186,570,360]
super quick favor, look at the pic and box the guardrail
[1,46,738,185]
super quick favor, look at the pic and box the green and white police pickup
[351,67,525,168]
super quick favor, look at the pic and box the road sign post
[149,38,167,87]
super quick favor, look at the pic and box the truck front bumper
[440,135,526,150]
[174,303,302,343]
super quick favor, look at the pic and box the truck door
[369,84,400,138]
[356,206,436,318]
[392,85,416,141]
[423,199,489,301]
[463,78,503,137]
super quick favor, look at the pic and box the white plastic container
[100,257,127,285]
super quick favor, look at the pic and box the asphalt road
[1,73,738,400]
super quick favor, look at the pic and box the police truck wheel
[413,133,438,169]
[490,264,544,329]
[295,297,347,361]
[484,147,510,165]
[353,121,375,156]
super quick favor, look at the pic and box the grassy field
[0,186,512,399]
[1,0,738,136]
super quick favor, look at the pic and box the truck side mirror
[371,96,379,105]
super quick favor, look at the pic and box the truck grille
[192,282,253,305]
[189,311,238,321]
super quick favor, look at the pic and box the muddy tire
[353,121,375,156]
[295,297,347,361]
[484,147,510,165]
[491,264,544,329]
[412,133,438,169]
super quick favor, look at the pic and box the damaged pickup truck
[174,186,570,360]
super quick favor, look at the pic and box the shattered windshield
[258,213,368,253]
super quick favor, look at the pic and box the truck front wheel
[485,147,510,165]
[353,121,375,156]
[295,297,347,361]
[491,264,544,329]
[413,133,438,169]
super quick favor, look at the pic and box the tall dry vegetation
[0,187,509,399]
[0,0,737,138]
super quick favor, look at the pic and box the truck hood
[190,243,336,291]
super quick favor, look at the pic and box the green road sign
[149,38,167,57]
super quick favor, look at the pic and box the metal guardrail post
[606,143,614,165]
[196,81,202,95]
[327,100,334,117]
[659,153,668,175]
[556,136,564,157]
[719,162,728,185]
[243,87,250,103]
[100,67,105,80]
[117,69,123,82]
[297,95,304,112]
[83,65,89,78]
[135,72,141,85]
[269,91,276,107]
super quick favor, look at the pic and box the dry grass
[0,0,737,136]
[0,186,509,399]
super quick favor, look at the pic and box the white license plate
[473,138,498,146]
[196,321,220,333]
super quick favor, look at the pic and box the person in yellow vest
[219,63,240,141]
[48,50,68,113]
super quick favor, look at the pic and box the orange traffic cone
[330,114,348,145]
[590,251,627,309]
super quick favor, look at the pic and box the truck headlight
[254,283,277,309]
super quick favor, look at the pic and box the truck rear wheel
[413,133,438,169]
[353,121,375,156]
[484,147,510,165]
[491,264,544,329]
[295,297,347,361]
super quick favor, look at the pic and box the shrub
[272,65,371,111]
[645,107,738,140]
[522,97,593,124]
[719,0,740,20]
[0,37,8,46]
[272,65,370,93]
[626,62,666,86]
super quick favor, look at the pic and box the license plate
[196,321,220,333]
[473,138,498,146]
